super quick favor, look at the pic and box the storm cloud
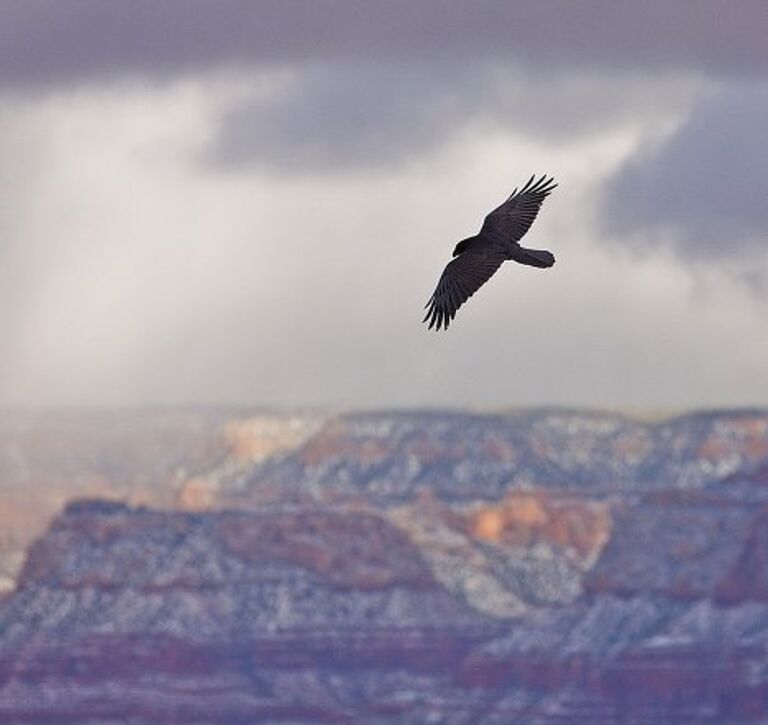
[604,82,768,264]
[2,1,768,90]
[209,65,701,171]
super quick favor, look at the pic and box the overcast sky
[2,1,767,410]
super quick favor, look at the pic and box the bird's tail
[511,246,555,268]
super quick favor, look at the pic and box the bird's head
[452,236,475,257]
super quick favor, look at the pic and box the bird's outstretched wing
[423,247,506,331]
[480,174,557,244]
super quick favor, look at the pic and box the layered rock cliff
[3,493,768,721]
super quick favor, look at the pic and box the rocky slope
[0,500,496,723]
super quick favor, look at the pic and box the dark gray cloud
[209,64,699,171]
[211,65,470,171]
[5,1,764,176]
[2,1,768,89]
[603,83,768,262]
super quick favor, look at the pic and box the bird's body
[423,175,557,331]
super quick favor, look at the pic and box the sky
[2,1,767,410]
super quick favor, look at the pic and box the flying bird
[423,174,557,331]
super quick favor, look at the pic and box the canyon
[2,408,768,722]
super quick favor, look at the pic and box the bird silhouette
[423,174,557,331]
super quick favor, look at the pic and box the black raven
[423,174,557,331]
